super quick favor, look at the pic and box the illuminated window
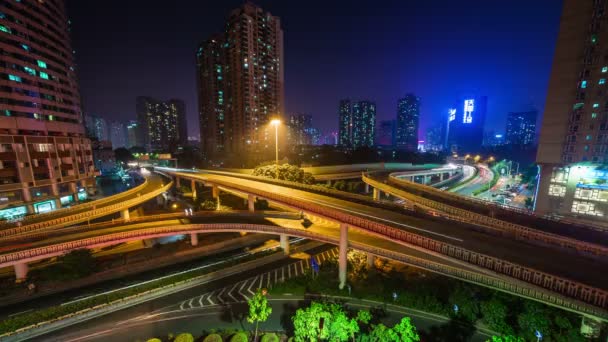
[23,66,35,76]
[21,44,29,51]
[592,35,598,44]
[603,67,608,73]
[586,135,593,140]
[8,74,21,82]
[48,115,54,121]
[0,25,10,34]
[593,103,599,108]
[584,145,590,151]
[37,60,47,68]
[581,80,587,88]
[592,112,598,118]
[39,72,49,80]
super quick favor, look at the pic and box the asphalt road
[32,247,492,342]
[172,170,608,290]
[452,164,493,196]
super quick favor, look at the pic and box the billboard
[463,99,474,124]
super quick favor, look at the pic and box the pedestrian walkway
[177,248,338,310]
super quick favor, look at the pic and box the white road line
[198,294,207,307]
[238,280,249,300]
[179,301,187,311]
[217,288,226,304]
[332,249,338,257]
[187,297,195,309]
[207,291,216,305]
[274,269,278,283]
[300,260,305,274]
[266,272,271,288]
[319,254,326,262]
[227,283,239,302]
[258,274,264,288]
[281,267,285,282]
[247,276,258,296]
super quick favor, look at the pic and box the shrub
[229,332,248,342]
[146,339,162,342]
[174,333,194,342]
[261,333,279,342]
[203,333,223,342]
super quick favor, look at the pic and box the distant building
[339,100,376,148]
[126,120,142,148]
[483,131,505,147]
[109,121,127,149]
[305,127,321,145]
[505,110,537,146]
[322,132,338,145]
[136,97,187,152]
[338,99,353,146]
[425,124,445,152]
[288,114,313,145]
[85,115,109,141]
[447,96,488,153]
[92,140,117,176]
[196,3,284,163]
[395,94,421,151]
[377,120,395,147]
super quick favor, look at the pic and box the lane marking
[207,291,215,305]
[247,276,258,296]
[198,293,207,308]
[228,283,239,302]
[217,288,226,304]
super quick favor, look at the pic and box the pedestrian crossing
[178,248,338,310]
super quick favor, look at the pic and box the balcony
[0,152,17,161]
[58,151,72,158]
[0,169,17,177]
[30,151,50,159]
[60,163,74,170]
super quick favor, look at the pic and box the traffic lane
[28,244,333,342]
[196,174,608,290]
[35,298,490,342]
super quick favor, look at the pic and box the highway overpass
[154,168,608,323]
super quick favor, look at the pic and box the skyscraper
[425,124,445,152]
[535,0,608,220]
[85,114,109,141]
[377,120,395,147]
[288,113,313,146]
[136,97,187,152]
[126,120,142,148]
[0,0,95,216]
[196,35,226,161]
[338,99,353,146]
[197,3,284,164]
[395,94,421,151]
[109,121,127,149]
[447,96,488,153]
[352,101,376,148]
[505,110,537,146]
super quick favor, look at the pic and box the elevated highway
[154,168,608,321]
[0,212,607,321]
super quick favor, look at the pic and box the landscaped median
[0,241,320,341]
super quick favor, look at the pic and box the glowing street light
[270,119,281,179]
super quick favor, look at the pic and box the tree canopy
[252,163,315,184]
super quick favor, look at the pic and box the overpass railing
[363,174,608,257]
[0,176,150,229]
[193,177,608,312]
[0,222,605,319]
[0,176,173,238]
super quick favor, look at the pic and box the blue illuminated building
[447,96,488,153]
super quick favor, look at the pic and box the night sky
[67,0,563,139]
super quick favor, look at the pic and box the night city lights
[0,1,606,341]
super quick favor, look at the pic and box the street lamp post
[271,119,281,179]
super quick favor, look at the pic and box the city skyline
[67,0,562,138]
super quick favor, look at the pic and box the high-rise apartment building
[85,114,109,141]
[376,120,395,147]
[447,96,488,153]
[0,0,95,217]
[109,121,127,149]
[425,124,445,152]
[197,3,284,164]
[136,97,187,152]
[505,110,537,145]
[395,94,421,151]
[126,120,141,148]
[536,0,608,221]
[338,100,376,148]
[288,113,313,146]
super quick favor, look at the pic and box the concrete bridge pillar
[191,179,197,200]
[120,209,130,222]
[176,177,181,188]
[212,185,220,199]
[372,188,381,201]
[365,183,370,193]
[14,263,28,282]
[424,175,430,185]
[580,316,603,339]
[190,233,199,246]
[440,173,445,181]
[366,253,376,269]
[338,223,348,289]
[280,234,290,255]
[248,194,255,212]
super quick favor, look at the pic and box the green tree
[480,297,513,335]
[517,302,550,341]
[487,335,524,342]
[260,333,279,342]
[369,324,396,342]
[448,284,480,322]
[292,301,332,341]
[230,332,248,342]
[392,317,420,342]
[327,304,360,342]
[247,289,272,342]
[174,333,194,342]
[203,334,223,342]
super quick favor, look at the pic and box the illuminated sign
[463,99,474,124]
[60,195,73,206]
[448,108,456,122]
[0,206,26,220]
[78,191,88,201]
[34,200,56,214]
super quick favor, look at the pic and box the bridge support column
[212,185,220,199]
[14,263,28,283]
[338,223,348,289]
[248,194,255,212]
[176,177,181,188]
[440,173,445,181]
[191,180,197,200]
[424,175,430,185]
[190,233,199,246]
[280,234,290,255]
[580,316,603,339]
[120,209,130,222]
[365,183,370,193]
[372,188,381,201]
[366,253,376,269]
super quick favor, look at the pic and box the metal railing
[363,174,608,257]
